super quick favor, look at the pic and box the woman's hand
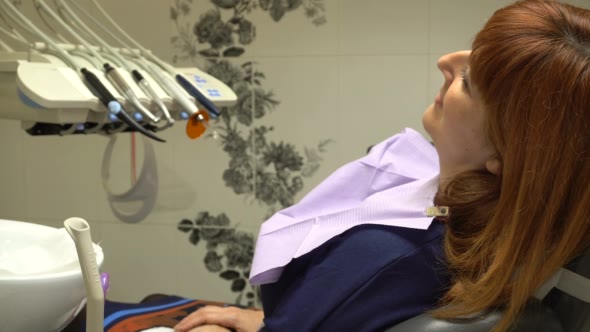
[187,325,231,332]
[174,305,264,332]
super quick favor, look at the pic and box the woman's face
[422,50,496,180]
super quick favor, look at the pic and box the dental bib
[249,128,440,285]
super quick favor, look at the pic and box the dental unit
[0,0,236,140]
[0,0,168,142]
[0,1,238,331]
[76,0,224,121]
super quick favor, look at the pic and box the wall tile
[340,0,429,55]
[169,0,339,59]
[238,0,340,57]
[99,223,179,302]
[428,0,513,53]
[23,216,101,233]
[0,120,25,220]
[428,53,445,106]
[175,228,237,304]
[166,127,267,228]
[10,0,174,62]
[21,133,106,221]
[247,55,343,190]
[565,0,590,8]
[92,134,134,224]
[92,132,192,226]
[242,54,430,179]
[338,55,430,156]
[92,0,177,63]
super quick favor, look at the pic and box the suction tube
[63,217,104,332]
[80,68,165,142]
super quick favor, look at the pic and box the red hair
[433,1,590,331]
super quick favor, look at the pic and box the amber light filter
[186,110,210,139]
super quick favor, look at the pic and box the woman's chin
[422,104,436,135]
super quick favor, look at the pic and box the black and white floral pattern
[172,0,328,306]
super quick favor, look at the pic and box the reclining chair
[386,248,590,332]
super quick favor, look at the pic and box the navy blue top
[260,221,449,332]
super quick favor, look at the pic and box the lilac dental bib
[249,128,440,285]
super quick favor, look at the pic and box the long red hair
[433,1,590,331]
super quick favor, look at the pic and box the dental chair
[385,247,590,332]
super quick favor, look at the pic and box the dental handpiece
[45,0,163,125]
[175,74,220,118]
[80,68,165,143]
[147,64,199,117]
[103,63,160,123]
[131,70,174,125]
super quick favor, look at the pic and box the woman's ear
[485,158,502,175]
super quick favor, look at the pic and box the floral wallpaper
[171,0,329,306]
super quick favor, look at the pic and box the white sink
[0,219,104,332]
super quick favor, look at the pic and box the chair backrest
[386,248,590,332]
[550,247,590,332]
[384,299,563,332]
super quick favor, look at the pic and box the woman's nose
[437,51,470,85]
[437,54,454,85]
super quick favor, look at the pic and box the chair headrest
[535,248,590,303]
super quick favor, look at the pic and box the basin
[0,219,104,332]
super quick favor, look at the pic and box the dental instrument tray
[0,49,236,138]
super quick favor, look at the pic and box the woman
[93,1,590,331]
[176,1,590,331]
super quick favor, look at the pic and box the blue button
[133,112,144,122]
[208,89,221,97]
[108,101,121,114]
[193,75,207,84]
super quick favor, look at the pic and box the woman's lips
[435,93,443,107]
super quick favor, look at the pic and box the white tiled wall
[1,0,589,303]
[340,0,430,55]
[0,120,25,220]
